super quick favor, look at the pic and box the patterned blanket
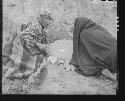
[2,13,54,89]
[2,23,48,86]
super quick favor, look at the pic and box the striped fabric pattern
[2,13,53,84]
[2,30,45,79]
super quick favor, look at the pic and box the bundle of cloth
[2,13,53,88]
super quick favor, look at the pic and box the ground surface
[2,63,117,95]
[2,0,117,95]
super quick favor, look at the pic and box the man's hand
[36,42,47,50]
[21,33,37,48]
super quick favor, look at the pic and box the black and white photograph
[2,0,118,95]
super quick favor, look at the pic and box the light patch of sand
[28,64,116,95]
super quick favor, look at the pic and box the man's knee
[75,17,89,22]
[75,17,89,25]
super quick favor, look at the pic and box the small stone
[71,66,75,71]
[57,59,65,65]
[47,56,57,64]
[64,65,75,71]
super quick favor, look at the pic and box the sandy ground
[2,63,117,95]
[2,0,118,95]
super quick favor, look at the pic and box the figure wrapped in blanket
[2,12,53,89]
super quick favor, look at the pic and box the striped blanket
[2,27,48,83]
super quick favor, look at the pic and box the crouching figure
[2,12,53,89]
[69,17,117,81]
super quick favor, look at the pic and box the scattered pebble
[47,56,57,64]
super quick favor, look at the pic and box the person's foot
[28,67,48,90]
[101,69,117,81]
[72,65,102,77]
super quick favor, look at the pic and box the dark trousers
[70,17,117,76]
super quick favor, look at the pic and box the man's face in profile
[38,14,53,28]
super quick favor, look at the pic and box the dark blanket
[70,17,117,76]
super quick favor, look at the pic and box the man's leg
[70,17,90,66]
[69,19,79,66]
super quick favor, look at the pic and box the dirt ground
[2,63,117,95]
[2,0,118,95]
